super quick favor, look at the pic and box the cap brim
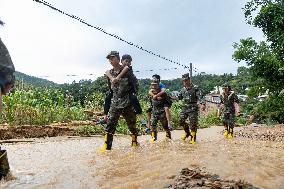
[106,55,116,59]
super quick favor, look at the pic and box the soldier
[146,74,172,130]
[0,18,13,179]
[178,73,199,144]
[0,19,15,115]
[149,79,171,142]
[100,51,138,152]
[219,84,240,139]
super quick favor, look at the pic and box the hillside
[14,71,59,88]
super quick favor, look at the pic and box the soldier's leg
[222,113,230,138]
[179,111,190,140]
[122,106,138,147]
[189,111,198,144]
[160,113,171,139]
[101,107,120,151]
[227,113,235,139]
[150,114,158,142]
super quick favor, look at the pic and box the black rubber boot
[166,130,171,139]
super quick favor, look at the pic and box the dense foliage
[233,0,284,123]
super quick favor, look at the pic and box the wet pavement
[1,126,284,189]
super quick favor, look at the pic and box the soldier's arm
[234,94,240,115]
[105,70,114,82]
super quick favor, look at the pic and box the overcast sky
[0,0,264,84]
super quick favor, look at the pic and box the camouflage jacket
[178,84,199,111]
[106,65,138,95]
[149,88,168,115]
[109,66,131,109]
[220,91,239,114]
[0,38,15,75]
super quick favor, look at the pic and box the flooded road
[1,126,284,189]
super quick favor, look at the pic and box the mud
[167,167,258,189]
[0,126,283,189]
[236,124,284,142]
[0,121,100,140]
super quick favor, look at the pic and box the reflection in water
[1,127,284,189]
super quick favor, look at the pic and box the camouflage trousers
[105,105,137,135]
[150,112,169,132]
[179,106,198,133]
[221,111,235,129]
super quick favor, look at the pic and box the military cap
[222,83,231,90]
[182,73,190,80]
[106,51,120,59]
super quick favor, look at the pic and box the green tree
[233,0,284,123]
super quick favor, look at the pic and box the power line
[37,67,181,78]
[32,0,199,72]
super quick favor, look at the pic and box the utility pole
[189,63,193,78]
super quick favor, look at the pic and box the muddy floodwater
[1,126,284,189]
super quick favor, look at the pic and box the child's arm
[154,88,166,98]
[113,66,129,83]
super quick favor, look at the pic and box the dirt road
[1,126,284,189]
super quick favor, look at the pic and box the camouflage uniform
[178,85,199,133]
[104,65,137,149]
[220,91,239,129]
[178,74,199,143]
[150,87,171,141]
[0,38,15,91]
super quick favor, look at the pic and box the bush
[252,94,284,124]
[199,110,221,128]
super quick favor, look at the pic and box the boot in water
[181,131,190,141]
[189,131,196,144]
[98,133,113,153]
[227,128,233,139]
[223,129,229,138]
[131,134,139,147]
[151,131,157,142]
[165,131,171,140]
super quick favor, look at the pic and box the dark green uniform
[178,85,199,134]
[104,66,137,149]
[220,91,239,129]
[0,38,15,91]
[150,88,171,141]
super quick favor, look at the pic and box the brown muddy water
[0,126,284,189]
